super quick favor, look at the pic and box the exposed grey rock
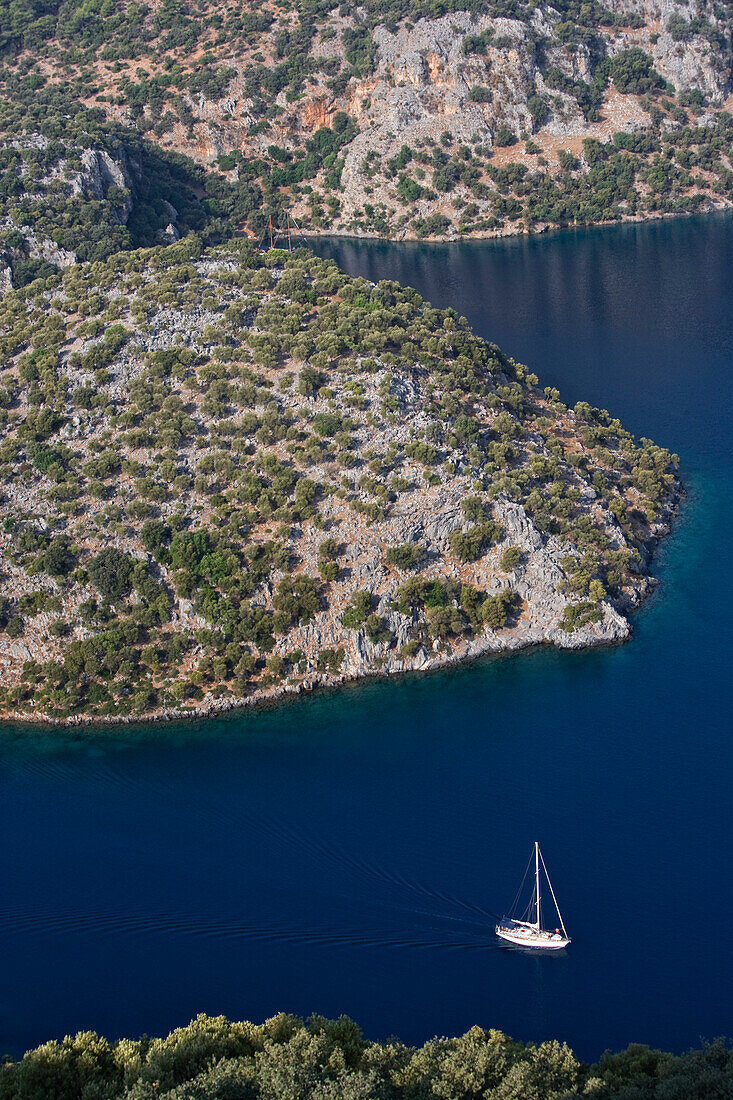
[0,260,12,294]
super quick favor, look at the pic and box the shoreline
[299,202,733,247]
[0,221,684,732]
[0,490,681,733]
[0,620,629,733]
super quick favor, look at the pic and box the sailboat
[495,842,571,949]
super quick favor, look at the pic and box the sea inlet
[2,214,732,1061]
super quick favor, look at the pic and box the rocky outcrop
[0,259,12,293]
[0,222,77,286]
[22,226,77,268]
[614,0,731,102]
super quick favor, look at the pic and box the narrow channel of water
[2,215,732,1061]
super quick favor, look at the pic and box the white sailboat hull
[497,843,570,950]
[496,925,570,950]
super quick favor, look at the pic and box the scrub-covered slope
[0,239,678,721]
[0,0,731,247]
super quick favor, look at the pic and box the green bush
[494,127,517,148]
[87,548,134,600]
[342,590,373,628]
[499,546,521,572]
[559,600,602,632]
[448,521,501,561]
[2,1013,733,1099]
[608,48,663,95]
[482,590,518,629]
[385,544,422,570]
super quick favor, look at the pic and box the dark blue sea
[2,216,732,1062]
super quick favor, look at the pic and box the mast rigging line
[255,210,309,253]
[538,845,568,937]
[507,850,534,920]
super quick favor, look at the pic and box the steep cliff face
[142,0,733,238]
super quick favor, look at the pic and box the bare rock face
[74,147,136,220]
[0,260,12,294]
[23,227,77,268]
[613,0,731,103]
[340,12,538,204]
[0,222,77,269]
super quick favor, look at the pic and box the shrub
[342,590,372,628]
[365,612,390,643]
[318,560,339,582]
[527,93,549,127]
[312,412,342,437]
[88,548,134,600]
[494,127,517,148]
[558,149,580,171]
[141,520,172,558]
[559,601,602,631]
[272,576,320,626]
[499,546,521,572]
[448,522,501,562]
[481,590,517,629]
[318,538,342,561]
[41,537,76,577]
[317,647,345,671]
[461,496,486,521]
[5,615,24,638]
[608,48,663,95]
[385,544,422,570]
[426,604,465,637]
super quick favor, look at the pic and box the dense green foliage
[385,110,733,239]
[1,1013,732,1099]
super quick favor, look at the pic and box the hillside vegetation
[0,239,678,722]
[0,0,731,259]
[0,1013,731,1099]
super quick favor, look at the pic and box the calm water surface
[2,216,732,1062]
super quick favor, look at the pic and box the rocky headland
[0,240,679,723]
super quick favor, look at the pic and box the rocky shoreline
[0,487,681,730]
[301,203,733,245]
[0,244,682,726]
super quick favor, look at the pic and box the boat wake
[0,903,501,952]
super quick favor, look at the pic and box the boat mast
[538,846,568,938]
[535,841,541,929]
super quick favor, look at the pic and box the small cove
[2,214,732,1061]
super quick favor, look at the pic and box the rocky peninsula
[0,239,679,723]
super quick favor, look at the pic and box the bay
[2,216,732,1062]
